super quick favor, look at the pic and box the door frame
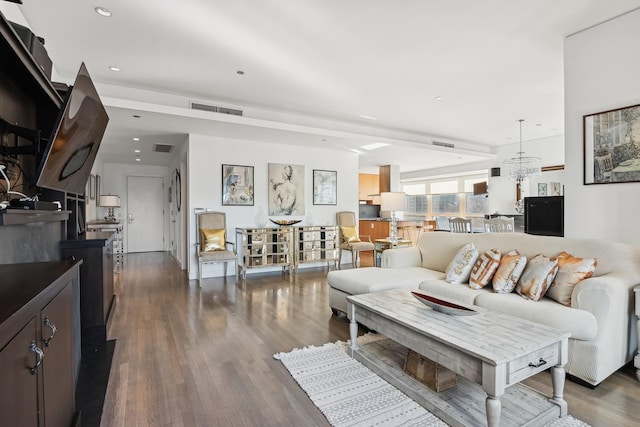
[124,173,167,253]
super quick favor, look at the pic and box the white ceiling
[9,1,640,173]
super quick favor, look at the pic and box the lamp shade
[99,195,120,207]
[380,192,405,211]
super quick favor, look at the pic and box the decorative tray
[269,219,302,227]
[411,291,477,316]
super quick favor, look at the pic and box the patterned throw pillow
[546,251,597,306]
[469,249,501,289]
[516,254,559,301]
[200,228,226,252]
[445,242,479,284]
[492,250,527,294]
[340,226,361,243]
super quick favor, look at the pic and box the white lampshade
[99,195,121,207]
[380,192,405,211]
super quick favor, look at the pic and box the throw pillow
[516,254,559,301]
[445,242,479,284]
[340,226,361,243]
[469,249,501,289]
[546,251,597,306]
[200,228,226,252]
[492,250,527,294]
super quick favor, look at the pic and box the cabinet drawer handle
[29,341,44,375]
[528,358,547,368]
[43,317,57,346]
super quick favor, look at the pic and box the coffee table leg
[485,396,501,427]
[348,302,359,354]
[550,365,568,416]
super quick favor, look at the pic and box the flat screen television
[524,196,564,237]
[36,63,109,195]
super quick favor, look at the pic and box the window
[406,194,427,214]
[465,193,489,215]
[432,194,459,214]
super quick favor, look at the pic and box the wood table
[374,238,412,266]
[347,289,569,427]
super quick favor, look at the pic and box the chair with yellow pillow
[196,211,238,285]
[336,211,374,269]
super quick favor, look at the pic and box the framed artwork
[549,182,562,196]
[95,174,101,206]
[584,103,640,184]
[89,174,96,200]
[312,169,337,205]
[222,164,254,206]
[537,182,547,196]
[268,163,305,215]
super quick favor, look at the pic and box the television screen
[36,63,109,195]
[524,196,564,237]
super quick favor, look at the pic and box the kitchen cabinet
[0,260,81,427]
[358,174,379,201]
[359,220,391,241]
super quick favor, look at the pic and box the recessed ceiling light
[361,142,389,151]
[236,70,245,75]
[132,137,140,141]
[135,158,141,162]
[350,149,362,154]
[134,149,141,153]
[435,96,443,100]
[359,115,378,121]
[132,115,141,118]
[109,66,121,72]
[95,7,112,17]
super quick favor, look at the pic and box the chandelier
[502,119,541,183]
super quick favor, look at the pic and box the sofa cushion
[492,250,527,294]
[475,292,598,341]
[516,254,559,301]
[547,252,597,306]
[445,242,479,284]
[469,249,501,289]
[419,279,490,305]
[327,267,444,296]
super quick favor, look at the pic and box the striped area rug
[274,340,590,427]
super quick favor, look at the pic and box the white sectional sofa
[327,231,640,386]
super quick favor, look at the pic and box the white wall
[187,134,359,279]
[564,9,640,242]
[100,162,170,253]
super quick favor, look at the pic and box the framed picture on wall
[312,169,337,205]
[95,174,101,206]
[584,103,640,184]
[89,174,96,200]
[268,163,305,215]
[222,164,254,206]
[537,182,548,196]
[549,182,562,196]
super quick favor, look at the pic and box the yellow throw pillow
[546,251,597,306]
[340,226,361,243]
[200,228,226,252]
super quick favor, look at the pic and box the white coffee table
[347,289,569,427]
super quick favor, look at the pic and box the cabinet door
[0,318,39,427]
[41,282,74,427]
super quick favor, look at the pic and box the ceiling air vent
[432,140,455,149]
[191,102,243,116]
[153,143,175,153]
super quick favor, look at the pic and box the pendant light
[502,119,541,183]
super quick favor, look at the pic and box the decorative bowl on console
[269,218,302,227]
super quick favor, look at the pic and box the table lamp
[381,191,406,245]
[99,194,120,222]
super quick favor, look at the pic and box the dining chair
[336,211,374,268]
[449,217,472,233]
[196,210,238,284]
[484,216,515,233]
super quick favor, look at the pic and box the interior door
[127,176,165,253]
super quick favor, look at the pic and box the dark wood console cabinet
[60,232,115,344]
[0,260,82,427]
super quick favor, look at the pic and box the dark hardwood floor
[100,252,639,427]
